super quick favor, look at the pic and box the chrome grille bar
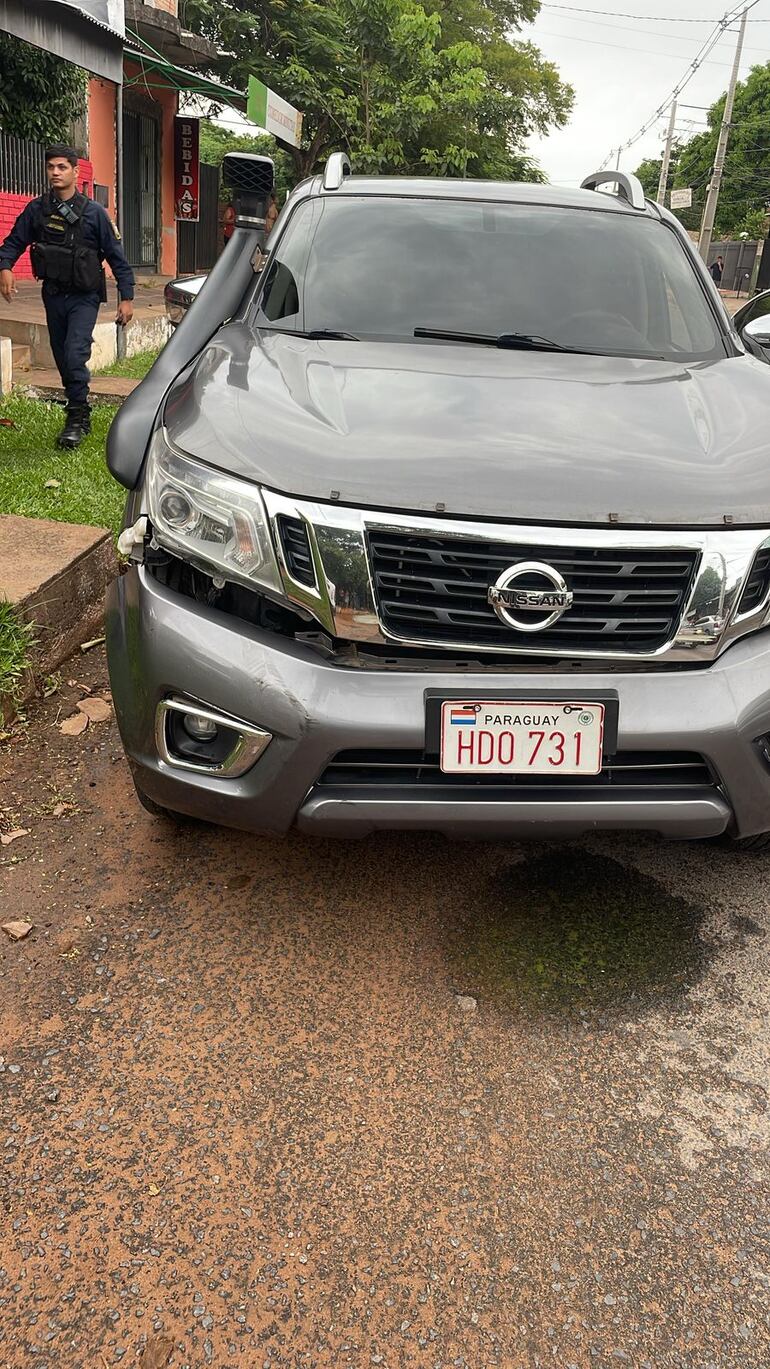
[261,491,770,664]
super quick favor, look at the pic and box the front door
[123,110,159,270]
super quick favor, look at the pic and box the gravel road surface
[1,651,769,1368]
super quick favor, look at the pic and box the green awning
[123,45,247,111]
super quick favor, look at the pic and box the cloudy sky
[526,1,770,186]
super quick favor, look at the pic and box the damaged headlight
[146,429,284,595]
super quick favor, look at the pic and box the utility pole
[656,101,677,205]
[699,8,748,260]
[615,148,621,170]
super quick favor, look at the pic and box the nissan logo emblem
[487,561,574,632]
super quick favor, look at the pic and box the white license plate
[439,701,606,775]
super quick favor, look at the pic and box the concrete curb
[0,311,170,372]
[0,514,118,725]
[20,372,140,405]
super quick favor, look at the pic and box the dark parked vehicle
[107,154,770,849]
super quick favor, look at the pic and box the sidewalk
[719,289,753,317]
[3,277,171,321]
[0,278,172,377]
[20,370,141,403]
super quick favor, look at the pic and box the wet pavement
[1,650,770,1367]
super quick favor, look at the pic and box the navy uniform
[0,192,135,442]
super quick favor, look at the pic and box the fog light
[183,712,218,742]
[155,697,272,777]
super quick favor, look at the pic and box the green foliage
[0,33,87,144]
[184,0,572,183]
[669,62,770,240]
[634,157,662,200]
[0,600,35,712]
[0,395,125,533]
[736,208,769,241]
[198,123,293,200]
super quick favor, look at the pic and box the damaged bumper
[106,566,770,841]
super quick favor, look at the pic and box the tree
[183,0,572,183]
[198,122,293,199]
[633,145,700,233]
[184,0,354,180]
[672,62,770,239]
[634,156,662,200]
[419,0,573,180]
[0,34,87,144]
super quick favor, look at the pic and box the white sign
[670,188,693,210]
[247,78,303,150]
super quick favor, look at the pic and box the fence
[177,163,221,275]
[0,130,47,198]
[707,239,759,295]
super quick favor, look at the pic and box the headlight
[146,430,284,596]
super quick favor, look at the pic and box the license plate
[439,700,606,775]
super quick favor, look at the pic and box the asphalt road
[1,650,769,1368]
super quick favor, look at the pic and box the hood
[162,323,770,527]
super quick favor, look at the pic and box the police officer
[0,144,135,449]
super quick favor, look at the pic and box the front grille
[738,547,770,616]
[277,516,315,587]
[367,532,699,653]
[319,749,714,793]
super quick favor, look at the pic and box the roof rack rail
[580,170,646,211]
[323,152,352,191]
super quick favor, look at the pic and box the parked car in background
[108,155,770,851]
[164,274,206,327]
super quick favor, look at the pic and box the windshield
[255,196,725,363]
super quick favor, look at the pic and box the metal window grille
[0,130,47,197]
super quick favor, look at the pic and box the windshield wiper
[302,328,360,341]
[261,326,360,340]
[414,327,585,353]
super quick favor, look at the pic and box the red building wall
[88,80,117,217]
[0,161,94,280]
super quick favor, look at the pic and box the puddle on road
[452,848,710,1015]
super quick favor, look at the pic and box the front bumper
[106,566,770,840]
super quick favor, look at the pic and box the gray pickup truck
[106,153,770,849]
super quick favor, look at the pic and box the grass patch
[95,349,160,380]
[0,393,125,532]
[0,600,35,714]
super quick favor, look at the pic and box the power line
[538,25,764,63]
[541,2,770,19]
[537,10,770,55]
[597,0,766,169]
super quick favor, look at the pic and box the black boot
[57,403,90,450]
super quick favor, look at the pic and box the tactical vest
[30,193,103,294]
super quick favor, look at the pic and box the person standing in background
[0,145,134,449]
[222,202,236,249]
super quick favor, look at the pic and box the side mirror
[163,274,207,327]
[742,315,770,348]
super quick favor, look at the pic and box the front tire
[720,832,770,854]
[131,776,188,824]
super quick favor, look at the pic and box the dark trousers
[42,288,101,406]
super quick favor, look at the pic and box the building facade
[1,0,244,279]
[87,0,230,276]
